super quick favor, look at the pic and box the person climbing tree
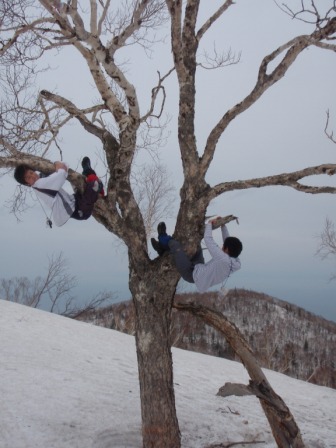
[13,157,104,227]
[151,216,242,293]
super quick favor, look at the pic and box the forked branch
[210,164,336,200]
[200,16,336,176]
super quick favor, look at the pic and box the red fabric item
[86,174,105,196]
[86,174,99,183]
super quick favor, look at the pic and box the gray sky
[1,1,336,321]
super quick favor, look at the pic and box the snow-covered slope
[1,300,335,448]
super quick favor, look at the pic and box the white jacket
[192,223,241,293]
[33,168,75,226]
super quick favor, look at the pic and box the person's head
[14,164,39,186]
[223,236,243,258]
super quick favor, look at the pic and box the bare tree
[132,163,176,236]
[317,218,336,259]
[1,1,336,447]
[316,217,336,280]
[0,252,115,316]
[316,111,336,276]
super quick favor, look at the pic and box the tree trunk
[130,256,181,448]
[174,301,305,448]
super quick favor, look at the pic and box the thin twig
[324,110,336,144]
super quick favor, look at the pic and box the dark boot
[81,156,96,176]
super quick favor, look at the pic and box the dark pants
[168,240,204,283]
[71,182,99,220]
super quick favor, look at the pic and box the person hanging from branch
[13,157,104,227]
[151,216,242,293]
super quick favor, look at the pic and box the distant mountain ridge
[77,288,336,390]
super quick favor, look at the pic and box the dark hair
[224,236,243,258]
[14,164,31,186]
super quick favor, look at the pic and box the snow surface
[1,300,335,448]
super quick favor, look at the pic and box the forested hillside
[77,289,336,389]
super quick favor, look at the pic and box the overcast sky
[1,1,336,321]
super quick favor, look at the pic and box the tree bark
[174,301,305,448]
[130,256,181,448]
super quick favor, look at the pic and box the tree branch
[207,440,265,448]
[196,0,234,42]
[274,0,336,28]
[0,17,55,57]
[210,164,336,199]
[39,90,108,140]
[165,0,183,75]
[140,68,175,122]
[324,109,336,143]
[174,301,305,448]
[97,0,111,37]
[200,17,336,177]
